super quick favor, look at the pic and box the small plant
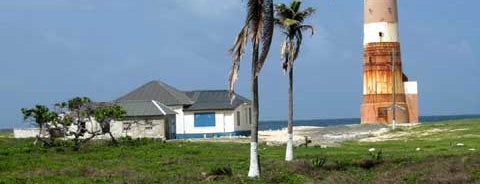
[370,149,383,161]
[311,156,327,168]
[203,165,233,181]
[471,169,480,180]
[208,165,232,176]
[334,160,348,171]
[360,148,384,169]
[299,136,312,147]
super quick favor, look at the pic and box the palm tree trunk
[248,41,260,178]
[285,67,294,161]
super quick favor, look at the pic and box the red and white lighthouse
[361,0,418,124]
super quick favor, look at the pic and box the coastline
[184,123,392,147]
[259,124,390,147]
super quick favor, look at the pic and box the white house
[115,80,252,139]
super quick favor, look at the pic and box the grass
[0,130,13,139]
[1,119,479,183]
[0,130,12,138]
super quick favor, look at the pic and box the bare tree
[22,97,125,150]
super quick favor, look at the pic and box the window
[377,107,388,118]
[123,122,132,131]
[379,32,384,37]
[194,112,216,127]
[236,111,241,126]
[145,121,153,130]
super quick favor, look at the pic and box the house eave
[182,108,235,112]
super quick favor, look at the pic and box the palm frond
[274,3,294,21]
[256,0,274,76]
[295,7,316,22]
[274,0,316,73]
[280,39,288,73]
[290,0,301,13]
[299,24,315,36]
[293,30,303,61]
[247,0,263,44]
[228,25,249,102]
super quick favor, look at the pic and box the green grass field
[0,130,12,138]
[1,119,479,183]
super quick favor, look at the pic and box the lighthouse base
[361,102,410,124]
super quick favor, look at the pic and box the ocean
[259,114,480,131]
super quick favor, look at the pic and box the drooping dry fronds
[228,25,249,103]
[256,0,274,75]
[228,0,274,103]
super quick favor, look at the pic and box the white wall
[182,110,232,134]
[177,103,252,135]
[233,104,251,132]
[13,118,166,140]
[404,81,418,94]
[364,22,399,45]
[118,119,165,139]
[13,128,42,138]
[171,106,185,135]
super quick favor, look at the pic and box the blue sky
[1,1,479,129]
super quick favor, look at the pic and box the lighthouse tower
[361,0,418,124]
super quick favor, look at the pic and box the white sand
[259,124,390,146]
[180,124,392,146]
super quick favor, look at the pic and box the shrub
[203,165,233,181]
[359,149,384,169]
[311,156,327,168]
[208,165,232,176]
[333,160,348,171]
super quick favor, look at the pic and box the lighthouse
[361,0,418,124]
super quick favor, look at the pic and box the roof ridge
[154,80,194,104]
[115,81,154,102]
[186,89,229,92]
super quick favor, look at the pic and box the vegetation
[21,105,58,145]
[228,0,274,178]
[1,119,479,183]
[21,97,125,150]
[274,0,316,161]
[0,130,12,138]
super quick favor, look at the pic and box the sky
[1,0,479,129]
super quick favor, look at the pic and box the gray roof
[117,100,176,117]
[184,90,250,111]
[115,80,193,106]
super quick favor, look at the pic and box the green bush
[311,156,327,168]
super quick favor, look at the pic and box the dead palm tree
[228,0,274,178]
[274,0,315,161]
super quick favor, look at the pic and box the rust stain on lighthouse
[361,0,418,124]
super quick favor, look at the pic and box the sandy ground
[184,124,392,147]
[259,124,390,147]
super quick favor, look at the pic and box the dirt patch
[373,155,480,184]
[79,166,136,178]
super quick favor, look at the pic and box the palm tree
[274,0,315,161]
[228,0,274,177]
